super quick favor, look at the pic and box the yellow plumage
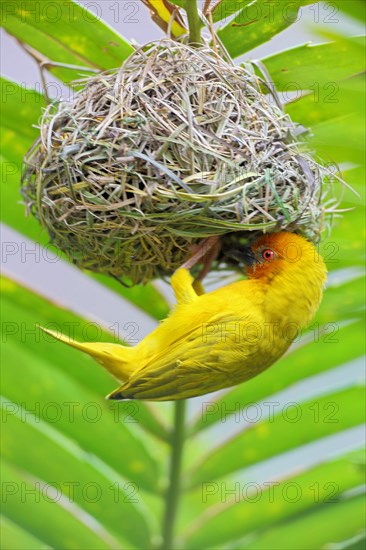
[42,232,327,401]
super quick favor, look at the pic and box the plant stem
[160,400,186,550]
[184,0,202,45]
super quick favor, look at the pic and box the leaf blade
[1,399,152,548]
[1,459,116,550]
[183,451,365,548]
[260,36,365,93]
[1,0,133,84]
[217,0,317,58]
[235,492,366,549]
[188,386,365,486]
[0,516,51,550]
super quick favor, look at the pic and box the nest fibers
[22,39,326,285]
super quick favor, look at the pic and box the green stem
[184,0,202,45]
[160,400,186,550]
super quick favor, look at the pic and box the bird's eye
[262,249,275,261]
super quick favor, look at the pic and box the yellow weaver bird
[42,232,327,401]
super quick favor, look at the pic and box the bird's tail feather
[39,326,135,381]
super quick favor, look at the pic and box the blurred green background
[1,1,365,548]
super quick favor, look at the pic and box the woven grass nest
[22,38,326,285]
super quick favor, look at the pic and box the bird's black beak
[242,246,257,267]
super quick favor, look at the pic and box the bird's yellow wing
[107,311,264,401]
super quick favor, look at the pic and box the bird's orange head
[244,231,326,283]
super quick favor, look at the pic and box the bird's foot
[181,236,221,282]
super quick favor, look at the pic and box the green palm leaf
[1,2,365,548]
